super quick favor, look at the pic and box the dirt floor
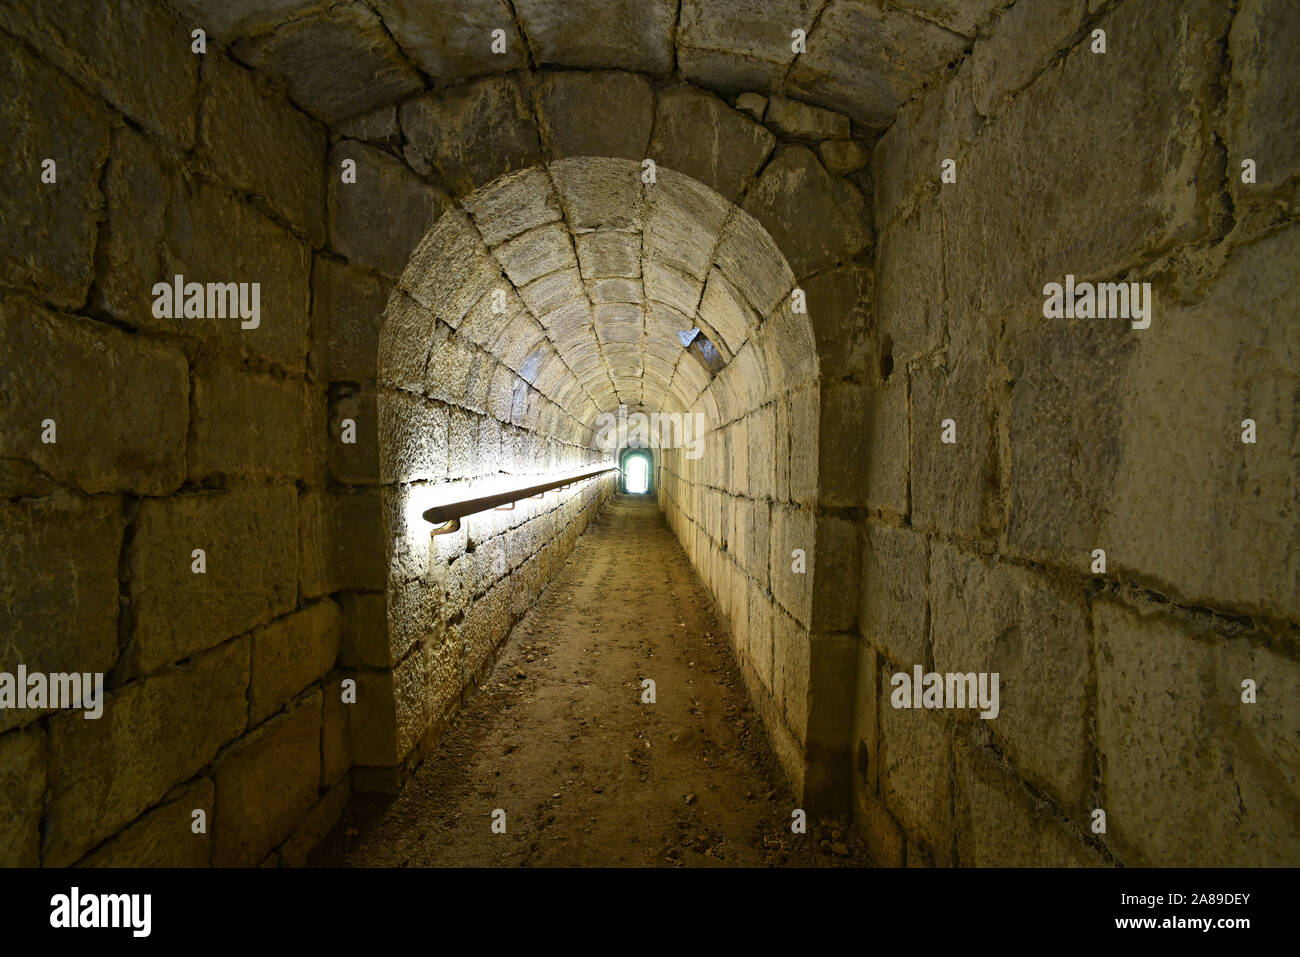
[310,494,871,867]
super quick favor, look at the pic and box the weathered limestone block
[910,356,996,537]
[461,579,512,681]
[714,207,798,319]
[127,485,298,673]
[164,180,313,371]
[45,637,249,867]
[0,37,110,308]
[322,674,353,787]
[878,669,952,858]
[79,778,213,867]
[971,0,1085,116]
[676,0,809,93]
[401,78,542,197]
[169,1,333,39]
[386,576,439,665]
[0,727,44,866]
[805,630,859,803]
[819,139,870,176]
[650,88,775,203]
[860,523,927,667]
[769,505,814,628]
[765,95,851,141]
[1013,229,1300,620]
[213,689,321,866]
[338,592,388,669]
[954,740,1096,867]
[329,140,444,279]
[200,54,327,246]
[742,147,871,277]
[875,199,945,363]
[279,776,350,866]
[328,387,379,485]
[870,82,942,230]
[373,0,527,79]
[190,362,310,481]
[802,265,870,381]
[786,2,967,128]
[461,168,562,247]
[311,257,391,382]
[335,105,401,149]
[234,4,422,125]
[551,157,644,232]
[495,222,576,286]
[94,126,178,325]
[0,493,121,731]
[0,297,189,495]
[326,488,386,592]
[1229,0,1300,198]
[818,380,874,508]
[0,0,197,147]
[787,385,819,505]
[513,0,675,73]
[812,514,860,632]
[537,71,654,161]
[250,601,341,726]
[930,544,1091,808]
[941,0,1229,322]
[747,588,775,688]
[1095,599,1300,866]
[379,391,449,484]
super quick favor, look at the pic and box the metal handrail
[422,466,621,535]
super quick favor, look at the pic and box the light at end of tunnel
[626,456,649,494]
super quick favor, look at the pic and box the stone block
[0,493,121,731]
[513,0,675,73]
[879,671,951,859]
[45,637,249,867]
[1095,599,1300,866]
[311,257,391,382]
[650,87,775,202]
[213,689,321,866]
[859,523,927,667]
[930,543,1091,808]
[234,3,422,124]
[200,54,327,245]
[0,727,44,866]
[79,778,213,868]
[0,297,188,495]
[400,77,542,196]
[127,485,299,673]
[373,0,527,80]
[0,36,110,308]
[190,361,309,481]
[537,71,654,160]
[329,140,444,278]
[250,601,341,726]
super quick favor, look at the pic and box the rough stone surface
[373,0,528,79]
[199,54,327,245]
[0,493,122,731]
[44,638,249,867]
[536,71,654,161]
[233,4,423,125]
[401,77,543,196]
[1095,600,1299,866]
[650,87,775,202]
[513,0,675,73]
[126,485,299,673]
[0,727,44,866]
[765,95,852,141]
[743,147,871,276]
[1229,0,1300,197]
[0,296,189,494]
[80,778,214,867]
[213,690,321,866]
[250,601,341,725]
[329,140,445,278]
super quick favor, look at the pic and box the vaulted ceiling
[171,0,1002,131]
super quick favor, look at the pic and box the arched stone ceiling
[170,0,1004,131]
[379,157,816,444]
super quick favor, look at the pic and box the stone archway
[357,157,842,803]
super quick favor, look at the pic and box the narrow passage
[313,496,869,867]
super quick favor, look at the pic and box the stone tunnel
[0,0,1297,870]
